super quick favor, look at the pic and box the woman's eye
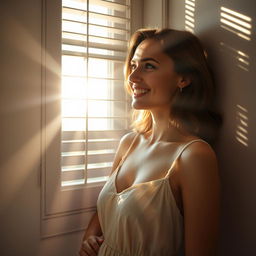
[145,63,156,70]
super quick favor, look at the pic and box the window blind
[61,0,130,187]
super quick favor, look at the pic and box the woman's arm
[79,211,103,256]
[82,211,102,241]
[179,142,221,256]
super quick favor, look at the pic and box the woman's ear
[178,76,191,90]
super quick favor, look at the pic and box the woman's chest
[116,143,179,189]
[106,140,184,215]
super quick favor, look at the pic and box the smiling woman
[125,29,221,144]
[80,28,221,256]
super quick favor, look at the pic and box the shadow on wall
[216,4,256,255]
[182,0,256,255]
[218,5,252,146]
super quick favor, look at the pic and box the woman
[79,28,221,256]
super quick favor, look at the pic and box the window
[61,0,130,187]
[41,0,132,237]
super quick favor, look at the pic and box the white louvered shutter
[61,0,131,188]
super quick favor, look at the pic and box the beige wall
[0,0,41,255]
[143,0,163,28]
[169,0,256,255]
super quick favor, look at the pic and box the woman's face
[128,39,182,111]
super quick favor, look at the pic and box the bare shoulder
[178,140,219,183]
[111,132,138,173]
[118,131,138,155]
[181,140,217,167]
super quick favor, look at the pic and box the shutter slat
[62,130,126,140]
[62,153,115,166]
[62,38,127,52]
[87,166,112,179]
[62,6,129,22]
[62,19,130,34]
[62,169,84,181]
[61,165,112,181]
[89,10,130,23]
[90,0,130,10]
[62,32,128,45]
[62,139,119,152]
[62,50,125,61]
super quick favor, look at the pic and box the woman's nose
[128,67,142,84]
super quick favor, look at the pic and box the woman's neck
[147,110,193,144]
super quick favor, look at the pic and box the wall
[143,0,163,28]
[0,0,142,255]
[168,0,256,255]
[143,0,169,28]
[0,0,42,255]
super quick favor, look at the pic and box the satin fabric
[97,136,206,256]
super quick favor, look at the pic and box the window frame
[41,0,143,238]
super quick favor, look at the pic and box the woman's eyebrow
[131,57,160,64]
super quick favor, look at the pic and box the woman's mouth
[133,88,150,98]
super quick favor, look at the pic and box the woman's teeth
[133,88,149,96]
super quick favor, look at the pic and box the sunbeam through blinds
[61,0,130,187]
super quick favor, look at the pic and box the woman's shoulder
[111,132,138,172]
[179,137,216,162]
[116,131,138,154]
[181,138,215,159]
[177,138,218,180]
[120,131,138,146]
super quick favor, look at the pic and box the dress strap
[165,139,209,178]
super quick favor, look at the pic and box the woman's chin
[131,101,148,110]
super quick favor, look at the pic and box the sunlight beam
[220,7,252,22]
[235,104,249,147]
[220,42,250,71]
[220,6,252,41]
[185,0,196,33]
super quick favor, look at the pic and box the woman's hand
[79,235,104,256]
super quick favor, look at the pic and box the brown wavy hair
[124,28,221,143]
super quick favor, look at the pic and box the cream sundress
[97,134,206,256]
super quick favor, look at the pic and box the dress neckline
[113,164,170,195]
[113,134,207,195]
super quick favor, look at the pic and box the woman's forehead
[132,39,165,61]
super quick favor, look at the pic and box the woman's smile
[132,87,151,98]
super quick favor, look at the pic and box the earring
[168,119,181,129]
[180,87,183,93]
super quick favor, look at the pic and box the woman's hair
[124,28,221,143]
